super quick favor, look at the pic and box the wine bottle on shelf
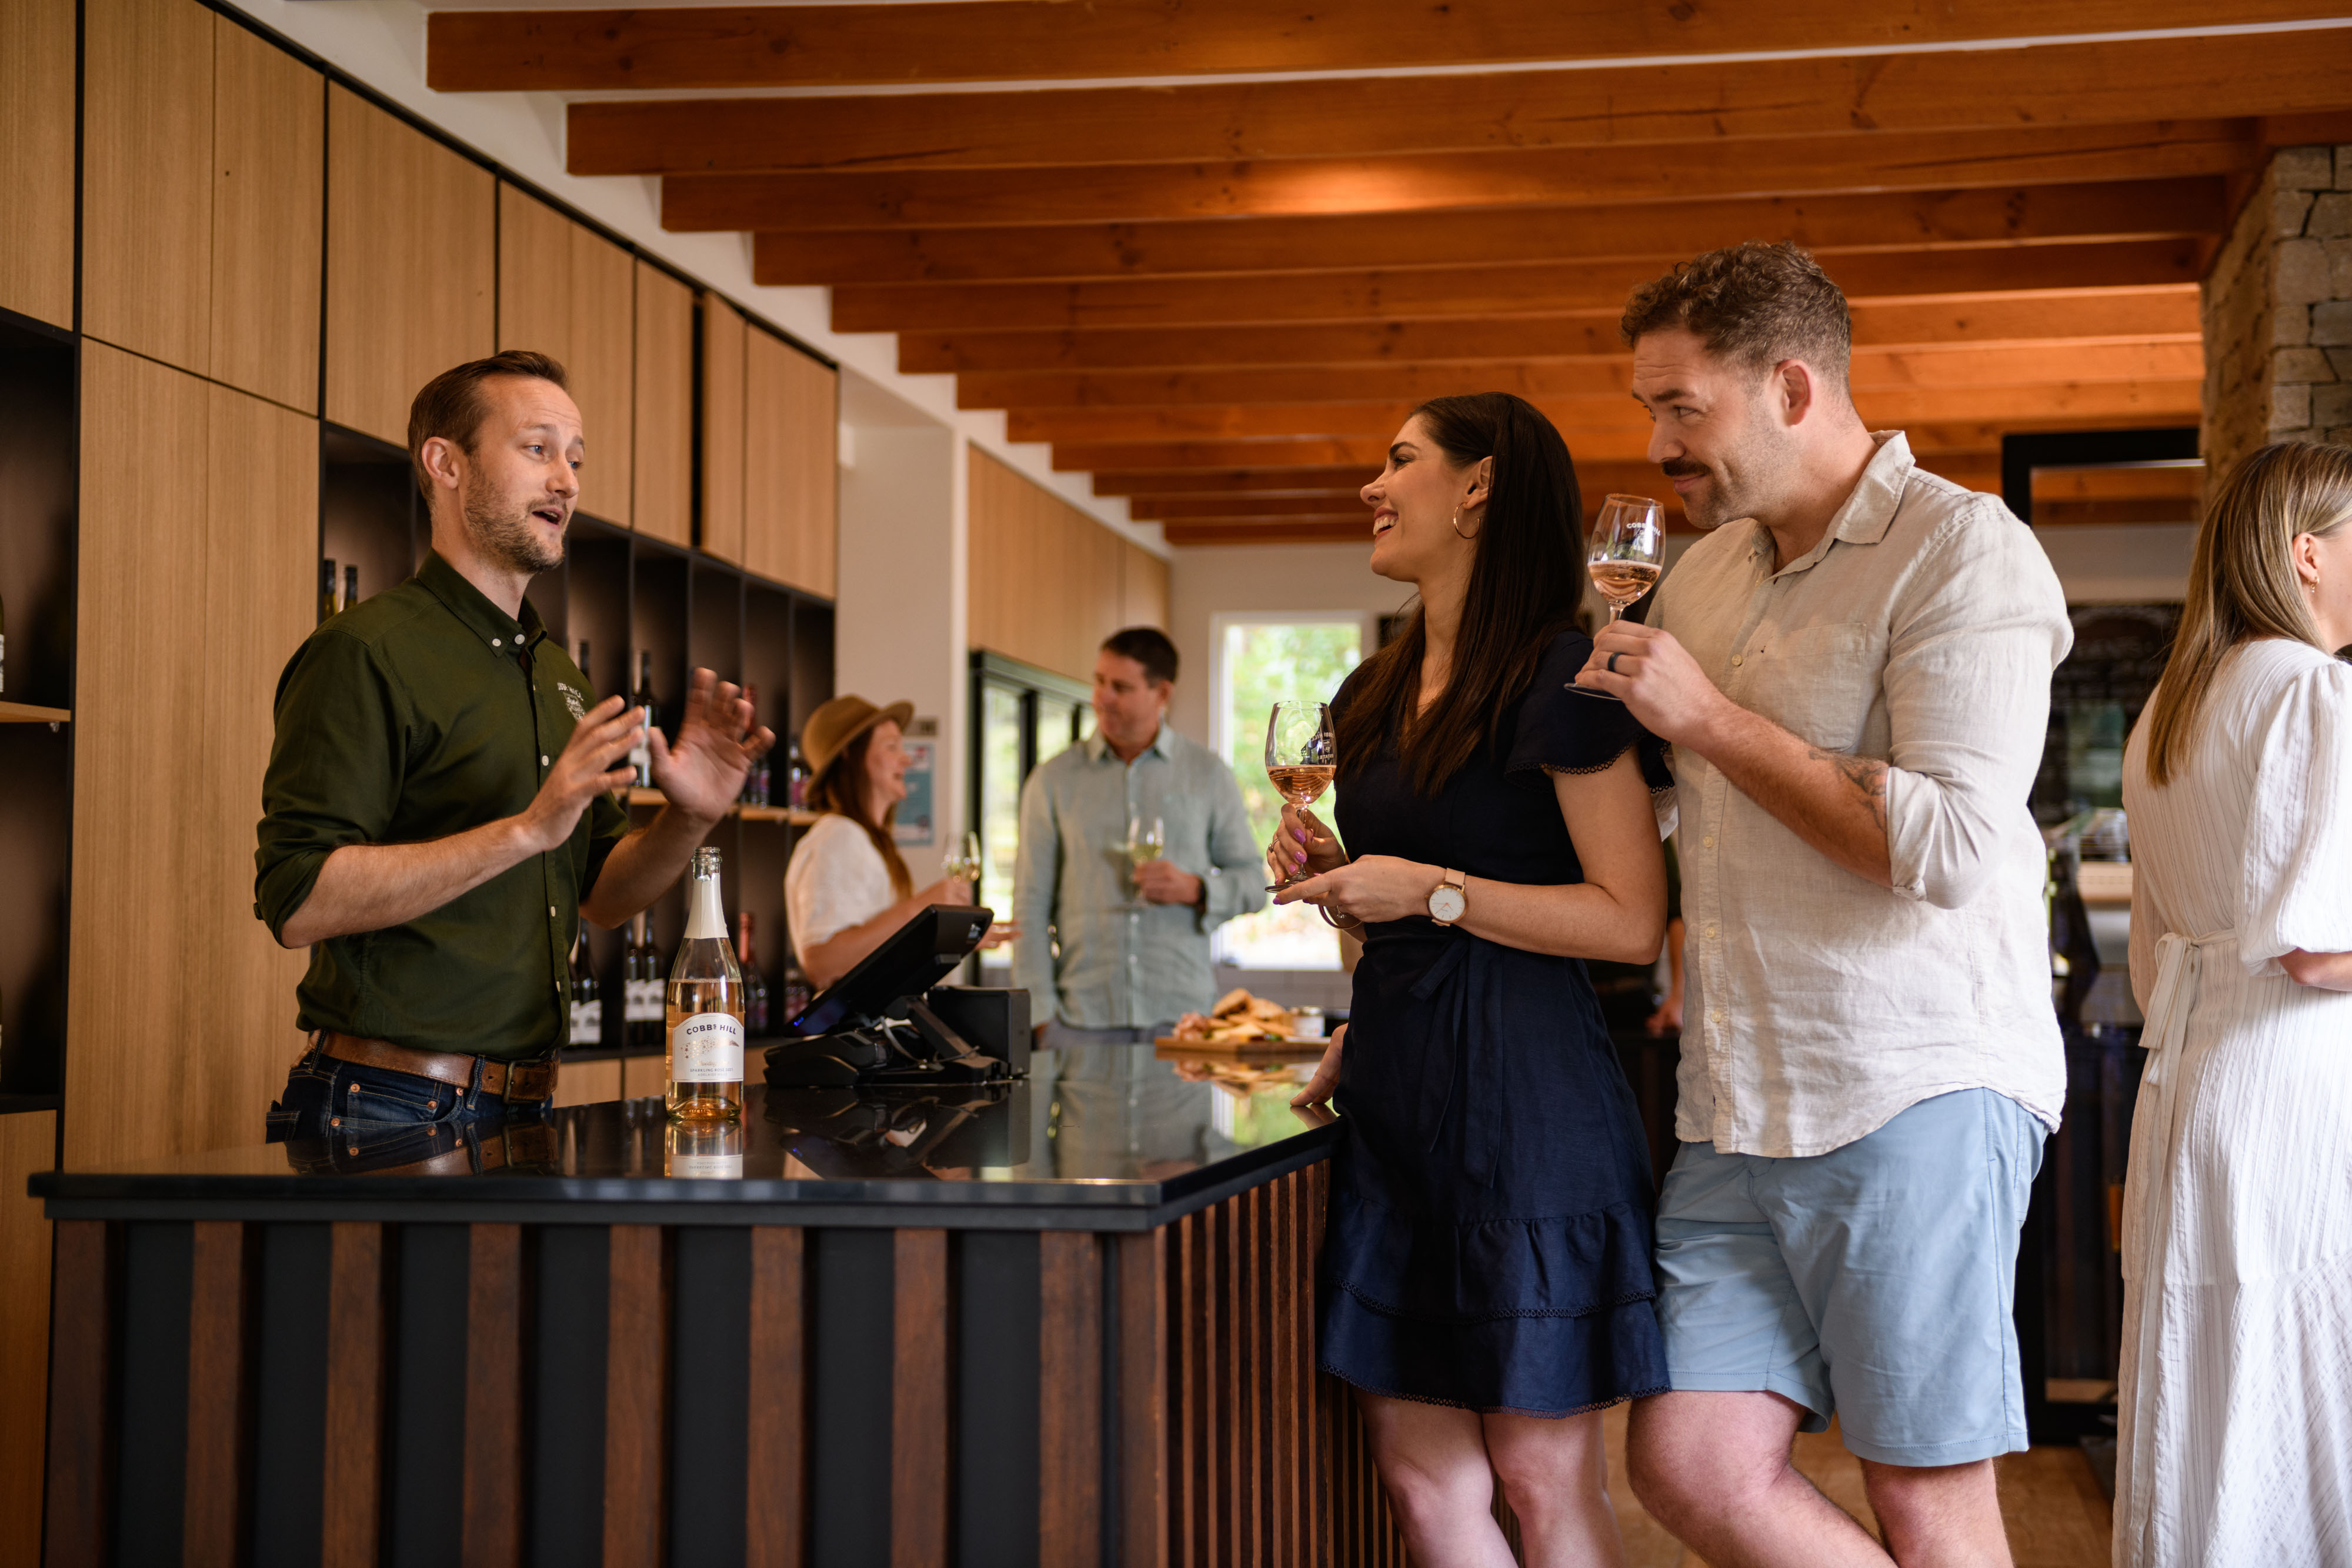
[666,847,744,1121]
[736,910,770,1036]
[343,563,358,615]
[575,638,593,694]
[567,922,602,1049]
[319,559,338,623]
[630,649,658,788]
[624,911,664,1053]
[786,740,810,810]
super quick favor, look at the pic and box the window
[969,653,1092,977]
[1210,616,1367,969]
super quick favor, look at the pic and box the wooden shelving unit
[625,785,815,825]
[0,703,70,725]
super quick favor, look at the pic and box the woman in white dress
[2116,441,2352,1565]
[784,695,976,990]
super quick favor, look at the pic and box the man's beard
[462,473,565,575]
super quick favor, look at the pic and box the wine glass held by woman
[1262,393,1674,1568]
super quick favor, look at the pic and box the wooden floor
[1599,1407,2114,1568]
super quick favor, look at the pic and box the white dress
[783,813,896,970]
[2115,638,2352,1566]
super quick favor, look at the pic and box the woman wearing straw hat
[785,694,986,990]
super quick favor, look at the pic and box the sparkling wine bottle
[736,910,770,1036]
[630,649,658,788]
[666,846,745,1120]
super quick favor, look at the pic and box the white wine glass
[1122,812,1166,906]
[941,829,983,887]
[1265,701,1337,890]
[1579,494,1665,703]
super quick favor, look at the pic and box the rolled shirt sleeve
[1880,502,2073,910]
[1196,761,1269,929]
[1011,765,1062,1010]
[253,628,406,943]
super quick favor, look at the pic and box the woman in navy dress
[1275,393,1670,1565]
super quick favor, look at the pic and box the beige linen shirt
[1655,431,2071,1157]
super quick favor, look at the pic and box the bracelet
[1316,904,1362,930]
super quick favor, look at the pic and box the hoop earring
[1450,508,1480,541]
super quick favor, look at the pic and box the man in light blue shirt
[1013,628,1266,1045]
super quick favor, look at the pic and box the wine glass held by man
[1268,392,1674,1568]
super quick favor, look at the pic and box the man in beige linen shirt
[1580,245,2070,1567]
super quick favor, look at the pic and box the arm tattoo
[1807,746,1890,835]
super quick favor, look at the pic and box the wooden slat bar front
[34,1082,1400,1565]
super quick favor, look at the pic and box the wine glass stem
[1607,603,1623,624]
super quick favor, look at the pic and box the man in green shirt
[256,351,770,1139]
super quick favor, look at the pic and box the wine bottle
[567,922,603,1049]
[630,649,658,788]
[666,847,745,1120]
[624,911,664,1053]
[343,563,358,615]
[736,910,770,1036]
[786,740,810,810]
[575,638,593,694]
[781,953,813,1029]
[665,1120,743,1178]
[319,558,338,623]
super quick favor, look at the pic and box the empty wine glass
[1579,494,1665,703]
[1265,702,1337,889]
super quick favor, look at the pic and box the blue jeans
[266,1042,546,1144]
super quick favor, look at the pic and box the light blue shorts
[1653,1088,2044,1467]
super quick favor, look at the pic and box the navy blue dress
[1321,629,1671,1416]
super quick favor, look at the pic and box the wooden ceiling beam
[900,291,2203,375]
[835,242,2206,333]
[759,179,2224,287]
[956,342,2203,413]
[669,119,2264,232]
[431,1,2349,92]
[572,32,2352,175]
[1006,379,2203,444]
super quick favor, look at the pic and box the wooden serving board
[1154,1035,1320,1055]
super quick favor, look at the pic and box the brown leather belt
[318,1031,559,1103]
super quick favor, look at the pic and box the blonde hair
[2144,441,2352,786]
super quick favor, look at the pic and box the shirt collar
[1086,721,1174,763]
[416,549,547,653]
[1743,429,1916,576]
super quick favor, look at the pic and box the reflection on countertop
[32,1042,1339,1225]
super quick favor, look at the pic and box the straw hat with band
[801,695,915,783]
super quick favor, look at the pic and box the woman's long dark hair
[810,728,915,899]
[1335,393,1584,797]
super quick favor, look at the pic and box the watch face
[1429,884,1467,923]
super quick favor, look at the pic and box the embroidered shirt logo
[558,682,587,721]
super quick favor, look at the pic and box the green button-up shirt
[254,551,629,1060]
[1012,723,1265,1029]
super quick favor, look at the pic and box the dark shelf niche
[0,314,77,1096]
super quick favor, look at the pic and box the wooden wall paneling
[0,1112,56,1568]
[746,1226,806,1568]
[0,0,76,327]
[700,293,748,563]
[196,384,317,1160]
[742,329,788,585]
[183,1220,255,1562]
[322,1222,385,1568]
[498,185,636,527]
[1086,519,1122,670]
[65,346,211,1171]
[210,20,324,413]
[890,1229,950,1568]
[1120,542,1169,632]
[461,1224,525,1568]
[1115,1230,1167,1568]
[81,0,215,373]
[325,86,496,446]
[744,331,839,598]
[1038,1230,1103,1566]
[605,1224,667,1567]
[552,1056,623,1107]
[633,262,695,546]
[42,1220,115,1568]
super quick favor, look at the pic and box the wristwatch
[1427,868,1467,926]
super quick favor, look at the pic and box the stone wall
[2202,144,2352,488]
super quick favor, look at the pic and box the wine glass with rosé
[1579,494,1665,702]
[1264,701,1337,889]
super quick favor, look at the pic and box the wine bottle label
[666,1152,743,1178]
[670,1012,744,1082]
[568,999,603,1046]
[624,979,663,1022]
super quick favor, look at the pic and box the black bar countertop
[33,1045,1337,1231]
